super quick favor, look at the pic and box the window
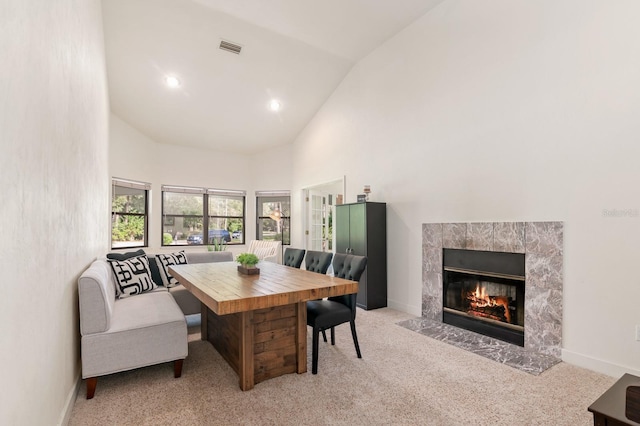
[208,190,245,244]
[111,178,150,249]
[256,191,290,246]
[161,186,245,246]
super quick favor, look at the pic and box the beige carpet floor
[69,308,615,425]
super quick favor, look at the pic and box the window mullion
[144,192,149,246]
[203,194,209,244]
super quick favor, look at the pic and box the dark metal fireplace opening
[443,249,525,346]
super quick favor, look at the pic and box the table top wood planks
[168,260,358,390]
[169,261,358,315]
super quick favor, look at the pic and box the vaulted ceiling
[101,0,445,154]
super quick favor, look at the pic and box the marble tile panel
[422,223,443,248]
[526,253,563,290]
[422,271,442,298]
[397,317,424,332]
[525,322,562,358]
[525,287,562,355]
[422,247,442,273]
[442,223,466,249]
[493,222,525,253]
[525,287,563,325]
[422,295,441,320]
[465,222,494,251]
[526,222,563,256]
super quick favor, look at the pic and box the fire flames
[466,283,511,323]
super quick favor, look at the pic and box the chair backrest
[304,251,333,274]
[332,254,367,282]
[283,248,305,268]
[247,240,281,262]
[331,254,367,313]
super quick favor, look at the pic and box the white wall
[290,0,640,377]
[110,114,292,254]
[0,1,109,424]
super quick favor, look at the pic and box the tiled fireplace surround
[400,222,563,374]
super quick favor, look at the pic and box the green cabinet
[335,202,387,310]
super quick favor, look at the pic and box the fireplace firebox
[442,249,525,346]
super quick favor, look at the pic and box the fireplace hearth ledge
[397,317,560,375]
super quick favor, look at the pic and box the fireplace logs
[466,284,512,323]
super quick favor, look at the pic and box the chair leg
[86,377,97,399]
[312,326,320,374]
[174,359,184,378]
[321,329,327,342]
[350,319,362,358]
[330,327,336,345]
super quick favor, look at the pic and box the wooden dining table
[169,261,358,391]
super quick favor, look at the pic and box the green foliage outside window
[163,233,173,245]
[112,187,147,247]
[112,215,145,241]
[227,219,242,233]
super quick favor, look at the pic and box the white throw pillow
[156,251,188,288]
[107,254,158,298]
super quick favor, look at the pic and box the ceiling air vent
[219,40,242,55]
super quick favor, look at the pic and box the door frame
[301,176,346,254]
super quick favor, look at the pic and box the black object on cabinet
[335,202,387,310]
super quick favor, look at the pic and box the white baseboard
[57,373,81,426]
[562,348,640,378]
[387,299,421,317]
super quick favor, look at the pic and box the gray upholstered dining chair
[304,250,333,274]
[306,253,367,374]
[283,248,306,268]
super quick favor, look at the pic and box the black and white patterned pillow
[107,254,158,298]
[156,251,188,288]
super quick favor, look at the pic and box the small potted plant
[236,253,260,275]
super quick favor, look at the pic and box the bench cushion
[81,291,187,378]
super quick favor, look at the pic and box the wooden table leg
[205,304,304,390]
[296,301,307,374]
[238,310,254,391]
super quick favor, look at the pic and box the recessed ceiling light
[165,75,181,88]
[269,100,281,111]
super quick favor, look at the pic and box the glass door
[307,190,327,251]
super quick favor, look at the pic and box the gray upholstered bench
[78,259,187,399]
